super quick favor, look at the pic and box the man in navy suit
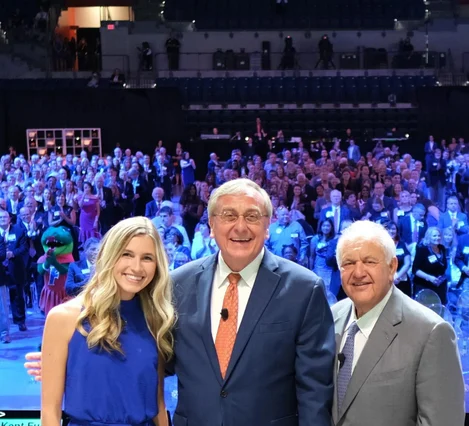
[65,238,100,297]
[0,210,28,331]
[319,190,353,234]
[347,140,361,165]
[171,179,335,426]
[424,135,438,172]
[6,185,23,224]
[397,203,427,246]
[145,187,165,219]
[438,196,469,235]
[365,181,396,215]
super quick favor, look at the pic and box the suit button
[220,390,228,398]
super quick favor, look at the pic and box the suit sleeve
[144,202,152,218]
[65,263,86,297]
[454,239,468,272]
[298,225,308,260]
[0,237,5,262]
[296,281,335,426]
[325,239,338,269]
[12,229,28,258]
[416,321,465,426]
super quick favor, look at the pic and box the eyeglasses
[213,211,269,224]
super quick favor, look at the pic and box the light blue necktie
[337,321,360,410]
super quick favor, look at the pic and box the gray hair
[336,220,396,266]
[207,178,272,218]
[83,237,101,252]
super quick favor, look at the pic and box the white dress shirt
[339,286,393,373]
[210,248,264,342]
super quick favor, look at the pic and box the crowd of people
[1,131,469,344]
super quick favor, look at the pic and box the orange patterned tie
[215,273,240,378]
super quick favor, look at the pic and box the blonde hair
[422,226,442,247]
[207,178,273,218]
[77,217,175,361]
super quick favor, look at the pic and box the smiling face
[428,229,442,246]
[112,235,157,300]
[209,191,270,272]
[340,239,397,318]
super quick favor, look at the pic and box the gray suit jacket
[331,287,465,426]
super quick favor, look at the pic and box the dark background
[417,86,469,146]
[0,87,184,156]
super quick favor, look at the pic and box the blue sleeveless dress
[64,297,158,426]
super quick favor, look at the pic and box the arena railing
[152,50,445,73]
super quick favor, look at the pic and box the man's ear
[209,218,215,238]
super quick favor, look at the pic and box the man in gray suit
[332,220,464,426]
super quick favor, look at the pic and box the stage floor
[0,310,468,416]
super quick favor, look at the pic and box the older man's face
[339,239,397,317]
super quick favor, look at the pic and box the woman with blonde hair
[40,216,175,426]
[412,226,448,304]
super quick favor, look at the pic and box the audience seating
[185,108,418,139]
[156,75,437,104]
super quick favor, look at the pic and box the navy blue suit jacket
[65,259,91,296]
[170,250,335,426]
[319,205,353,231]
[4,224,28,284]
[398,214,427,245]
[144,200,161,219]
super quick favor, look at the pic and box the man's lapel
[338,288,403,421]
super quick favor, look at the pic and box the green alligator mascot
[38,226,75,316]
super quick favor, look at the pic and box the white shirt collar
[216,248,265,289]
[345,286,394,339]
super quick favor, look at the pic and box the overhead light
[152,83,157,88]
[192,20,196,23]
[394,18,397,22]
[405,133,409,138]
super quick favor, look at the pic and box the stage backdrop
[0,87,184,157]
[417,86,469,147]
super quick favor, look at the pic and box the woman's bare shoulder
[46,297,83,325]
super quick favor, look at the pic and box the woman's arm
[41,303,78,426]
[395,254,411,281]
[48,211,61,227]
[63,209,76,226]
[94,199,101,229]
[196,203,204,218]
[154,357,168,426]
